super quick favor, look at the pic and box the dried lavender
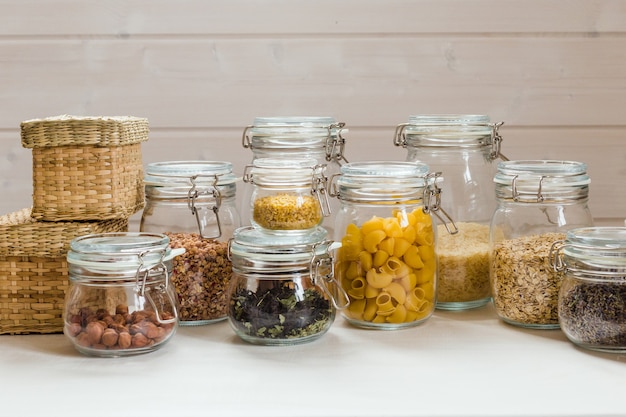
[559,280,626,348]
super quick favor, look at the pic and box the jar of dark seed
[551,227,626,353]
[64,233,184,357]
[490,160,593,329]
[241,116,349,235]
[140,161,241,325]
[243,157,331,234]
[394,115,507,311]
[330,161,456,330]
[227,226,347,345]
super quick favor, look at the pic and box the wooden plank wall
[1,0,625,226]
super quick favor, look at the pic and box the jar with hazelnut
[64,232,184,357]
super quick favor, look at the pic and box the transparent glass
[490,160,593,329]
[554,227,626,353]
[241,116,349,235]
[396,114,505,310]
[64,233,182,357]
[332,161,438,330]
[140,161,240,325]
[244,158,328,234]
[227,226,339,345]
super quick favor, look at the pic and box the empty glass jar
[140,161,240,325]
[394,114,506,310]
[227,226,346,345]
[552,227,626,353]
[490,160,593,329]
[64,232,184,357]
[331,161,454,330]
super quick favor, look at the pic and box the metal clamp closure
[310,241,350,310]
[393,123,410,147]
[489,121,508,161]
[423,172,458,235]
[134,249,177,325]
[325,122,349,164]
[311,164,332,217]
[511,174,545,203]
[187,174,222,239]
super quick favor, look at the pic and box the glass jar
[64,232,184,357]
[241,116,349,234]
[140,161,240,325]
[227,226,347,345]
[242,158,330,234]
[331,161,454,330]
[394,114,506,310]
[490,160,593,329]
[551,227,626,352]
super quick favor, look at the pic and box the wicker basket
[0,208,129,335]
[21,115,149,221]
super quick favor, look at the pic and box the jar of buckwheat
[490,160,593,329]
[140,161,241,325]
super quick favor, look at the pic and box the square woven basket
[21,115,149,221]
[0,208,129,335]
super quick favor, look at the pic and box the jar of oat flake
[394,114,507,311]
[551,227,626,352]
[243,158,331,234]
[490,160,593,329]
[140,161,241,325]
[330,161,456,330]
[241,117,349,235]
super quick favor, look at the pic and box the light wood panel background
[1,0,625,226]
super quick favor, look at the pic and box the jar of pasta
[140,161,240,325]
[551,227,626,352]
[241,116,349,235]
[394,114,507,311]
[330,161,455,330]
[227,226,347,345]
[64,232,184,357]
[490,160,593,329]
[242,158,331,234]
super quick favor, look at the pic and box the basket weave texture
[0,208,129,335]
[21,115,149,221]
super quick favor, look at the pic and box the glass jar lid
[332,161,430,203]
[243,157,321,187]
[558,227,626,270]
[228,226,334,270]
[67,232,185,273]
[243,116,341,148]
[395,114,499,145]
[494,160,590,203]
[144,161,238,187]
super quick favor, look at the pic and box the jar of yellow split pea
[330,161,455,329]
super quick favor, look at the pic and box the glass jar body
[332,161,437,330]
[555,227,626,353]
[140,161,240,325]
[226,226,338,345]
[490,161,593,329]
[64,233,180,357]
[399,115,502,310]
[241,116,348,235]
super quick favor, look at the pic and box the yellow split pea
[336,208,436,325]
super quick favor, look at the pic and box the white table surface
[1,303,625,417]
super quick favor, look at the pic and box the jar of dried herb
[140,161,241,326]
[241,116,349,235]
[243,158,331,234]
[64,233,184,357]
[394,115,507,311]
[330,161,456,330]
[551,227,626,352]
[490,160,593,329]
[227,226,347,345]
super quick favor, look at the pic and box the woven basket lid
[20,114,149,148]
[0,208,128,257]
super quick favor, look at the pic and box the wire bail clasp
[134,249,177,325]
[187,174,223,239]
[489,121,508,161]
[423,172,458,235]
[310,241,350,310]
[311,164,332,217]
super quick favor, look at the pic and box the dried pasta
[337,207,436,326]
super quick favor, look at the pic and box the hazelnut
[101,328,119,347]
[115,304,129,315]
[86,321,104,345]
[75,331,92,348]
[118,332,132,349]
[143,322,160,339]
[131,333,149,348]
[66,322,82,337]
